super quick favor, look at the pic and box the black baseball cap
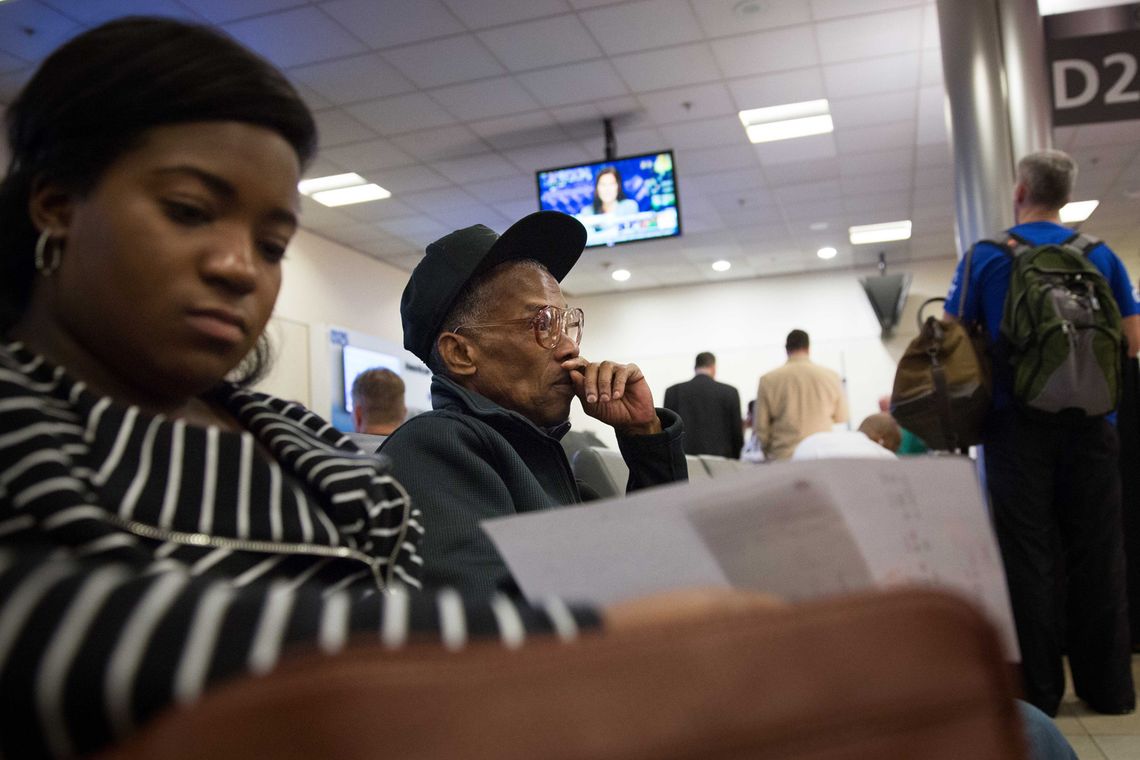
[401,211,587,365]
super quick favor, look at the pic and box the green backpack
[999,231,1123,417]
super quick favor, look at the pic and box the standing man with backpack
[944,150,1140,717]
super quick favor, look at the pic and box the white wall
[566,258,959,448]
[259,228,959,450]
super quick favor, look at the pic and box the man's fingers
[596,362,615,402]
[582,362,599,403]
[612,362,640,400]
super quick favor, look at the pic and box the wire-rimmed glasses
[454,305,584,349]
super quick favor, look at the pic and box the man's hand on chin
[563,357,662,436]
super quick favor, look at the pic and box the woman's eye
[259,241,287,263]
[162,200,212,226]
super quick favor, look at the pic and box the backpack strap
[1064,232,1100,257]
[994,230,1033,258]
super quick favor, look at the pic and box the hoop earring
[34,228,62,276]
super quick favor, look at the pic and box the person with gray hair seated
[381,212,687,598]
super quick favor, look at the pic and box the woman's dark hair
[591,166,627,213]
[0,16,318,384]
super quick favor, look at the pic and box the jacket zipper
[102,512,390,593]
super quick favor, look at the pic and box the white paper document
[483,457,1019,658]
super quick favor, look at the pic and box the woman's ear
[28,178,76,236]
[436,332,477,377]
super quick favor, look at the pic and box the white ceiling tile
[431,153,521,183]
[400,187,481,213]
[912,183,953,206]
[375,215,454,241]
[0,1,79,61]
[338,198,418,223]
[728,68,827,111]
[464,175,536,202]
[916,85,948,145]
[347,92,456,136]
[298,197,357,229]
[289,81,334,112]
[1072,119,1140,148]
[302,158,349,180]
[815,7,924,64]
[321,222,393,246]
[390,124,485,161]
[577,126,666,157]
[823,52,921,97]
[676,144,759,175]
[375,252,425,272]
[637,82,736,125]
[840,170,912,195]
[754,133,838,165]
[780,198,847,221]
[469,111,565,150]
[289,54,415,105]
[830,90,917,130]
[659,116,747,150]
[683,167,766,195]
[478,15,602,71]
[430,77,541,121]
[911,203,954,222]
[321,0,464,49]
[810,0,928,21]
[319,138,414,173]
[839,149,914,177]
[442,0,572,29]
[312,109,377,148]
[613,43,721,92]
[921,3,940,49]
[834,120,915,154]
[173,0,304,23]
[429,203,509,230]
[763,157,841,185]
[504,141,593,173]
[692,0,812,37]
[382,36,506,88]
[43,0,201,25]
[774,180,842,203]
[493,198,543,222]
[915,142,952,166]
[517,60,629,107]
[579,0,702,55]
[0,50,23,74]
[223,7,366,67]
[370,165,454,194]
[710,26,819,78]
[920,47,944,87]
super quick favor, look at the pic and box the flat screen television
[342,344,402,413]
[536,150,680,248]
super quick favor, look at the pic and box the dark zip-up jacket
[381,375,688,598]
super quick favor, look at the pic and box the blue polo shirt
[944,221,1139,411]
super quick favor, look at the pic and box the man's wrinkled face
[463,264,581,427]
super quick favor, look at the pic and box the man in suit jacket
[664,352,744,458]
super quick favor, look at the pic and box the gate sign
[1048,29,1140,126]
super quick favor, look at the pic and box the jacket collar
[430,374,571,441]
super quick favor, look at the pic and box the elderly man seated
[383,211,687,597]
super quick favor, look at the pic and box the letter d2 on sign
[1048,29,1140,126]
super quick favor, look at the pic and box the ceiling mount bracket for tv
[603,117,616,162]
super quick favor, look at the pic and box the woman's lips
[185,308,247,345]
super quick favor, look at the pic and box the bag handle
[916,297,946,329]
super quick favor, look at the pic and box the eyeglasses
[454,305,584,350]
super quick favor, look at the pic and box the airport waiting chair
[572,446,631,499]
[102,588,1027,760]
[685,454,712,480]
[698,454,752,477]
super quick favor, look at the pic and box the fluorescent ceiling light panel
[1059,199,1098,223]
[311,184,392,207]
[1038,0,1124,15]
[848,220,912,245]
[298,173,366,195]
[611,269,631,282]
[712,260,731,272]
[739,99,833,144]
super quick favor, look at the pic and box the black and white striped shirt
[0,341,596,758]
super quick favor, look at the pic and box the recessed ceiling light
[311,184,392,207]
[848,220,912,245]
[298,173,366,195]
[738,99,833,144]
[1059,199,1099,223]
[712,259,731,272]
[611,268,631,282]
[817,246,838,260]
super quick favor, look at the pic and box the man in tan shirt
[755,329,848,460]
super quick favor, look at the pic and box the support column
[998,0,1053,160]
[936,0,1016,254]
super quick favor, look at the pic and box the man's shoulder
[383,408,503,453]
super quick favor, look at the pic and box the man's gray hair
[427,258,551,375]
[1017,149,1077,210]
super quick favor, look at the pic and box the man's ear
[352,405,365,433]
[28,178,77,237]
[436,332,477,377]
[1012,181,1028,207]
